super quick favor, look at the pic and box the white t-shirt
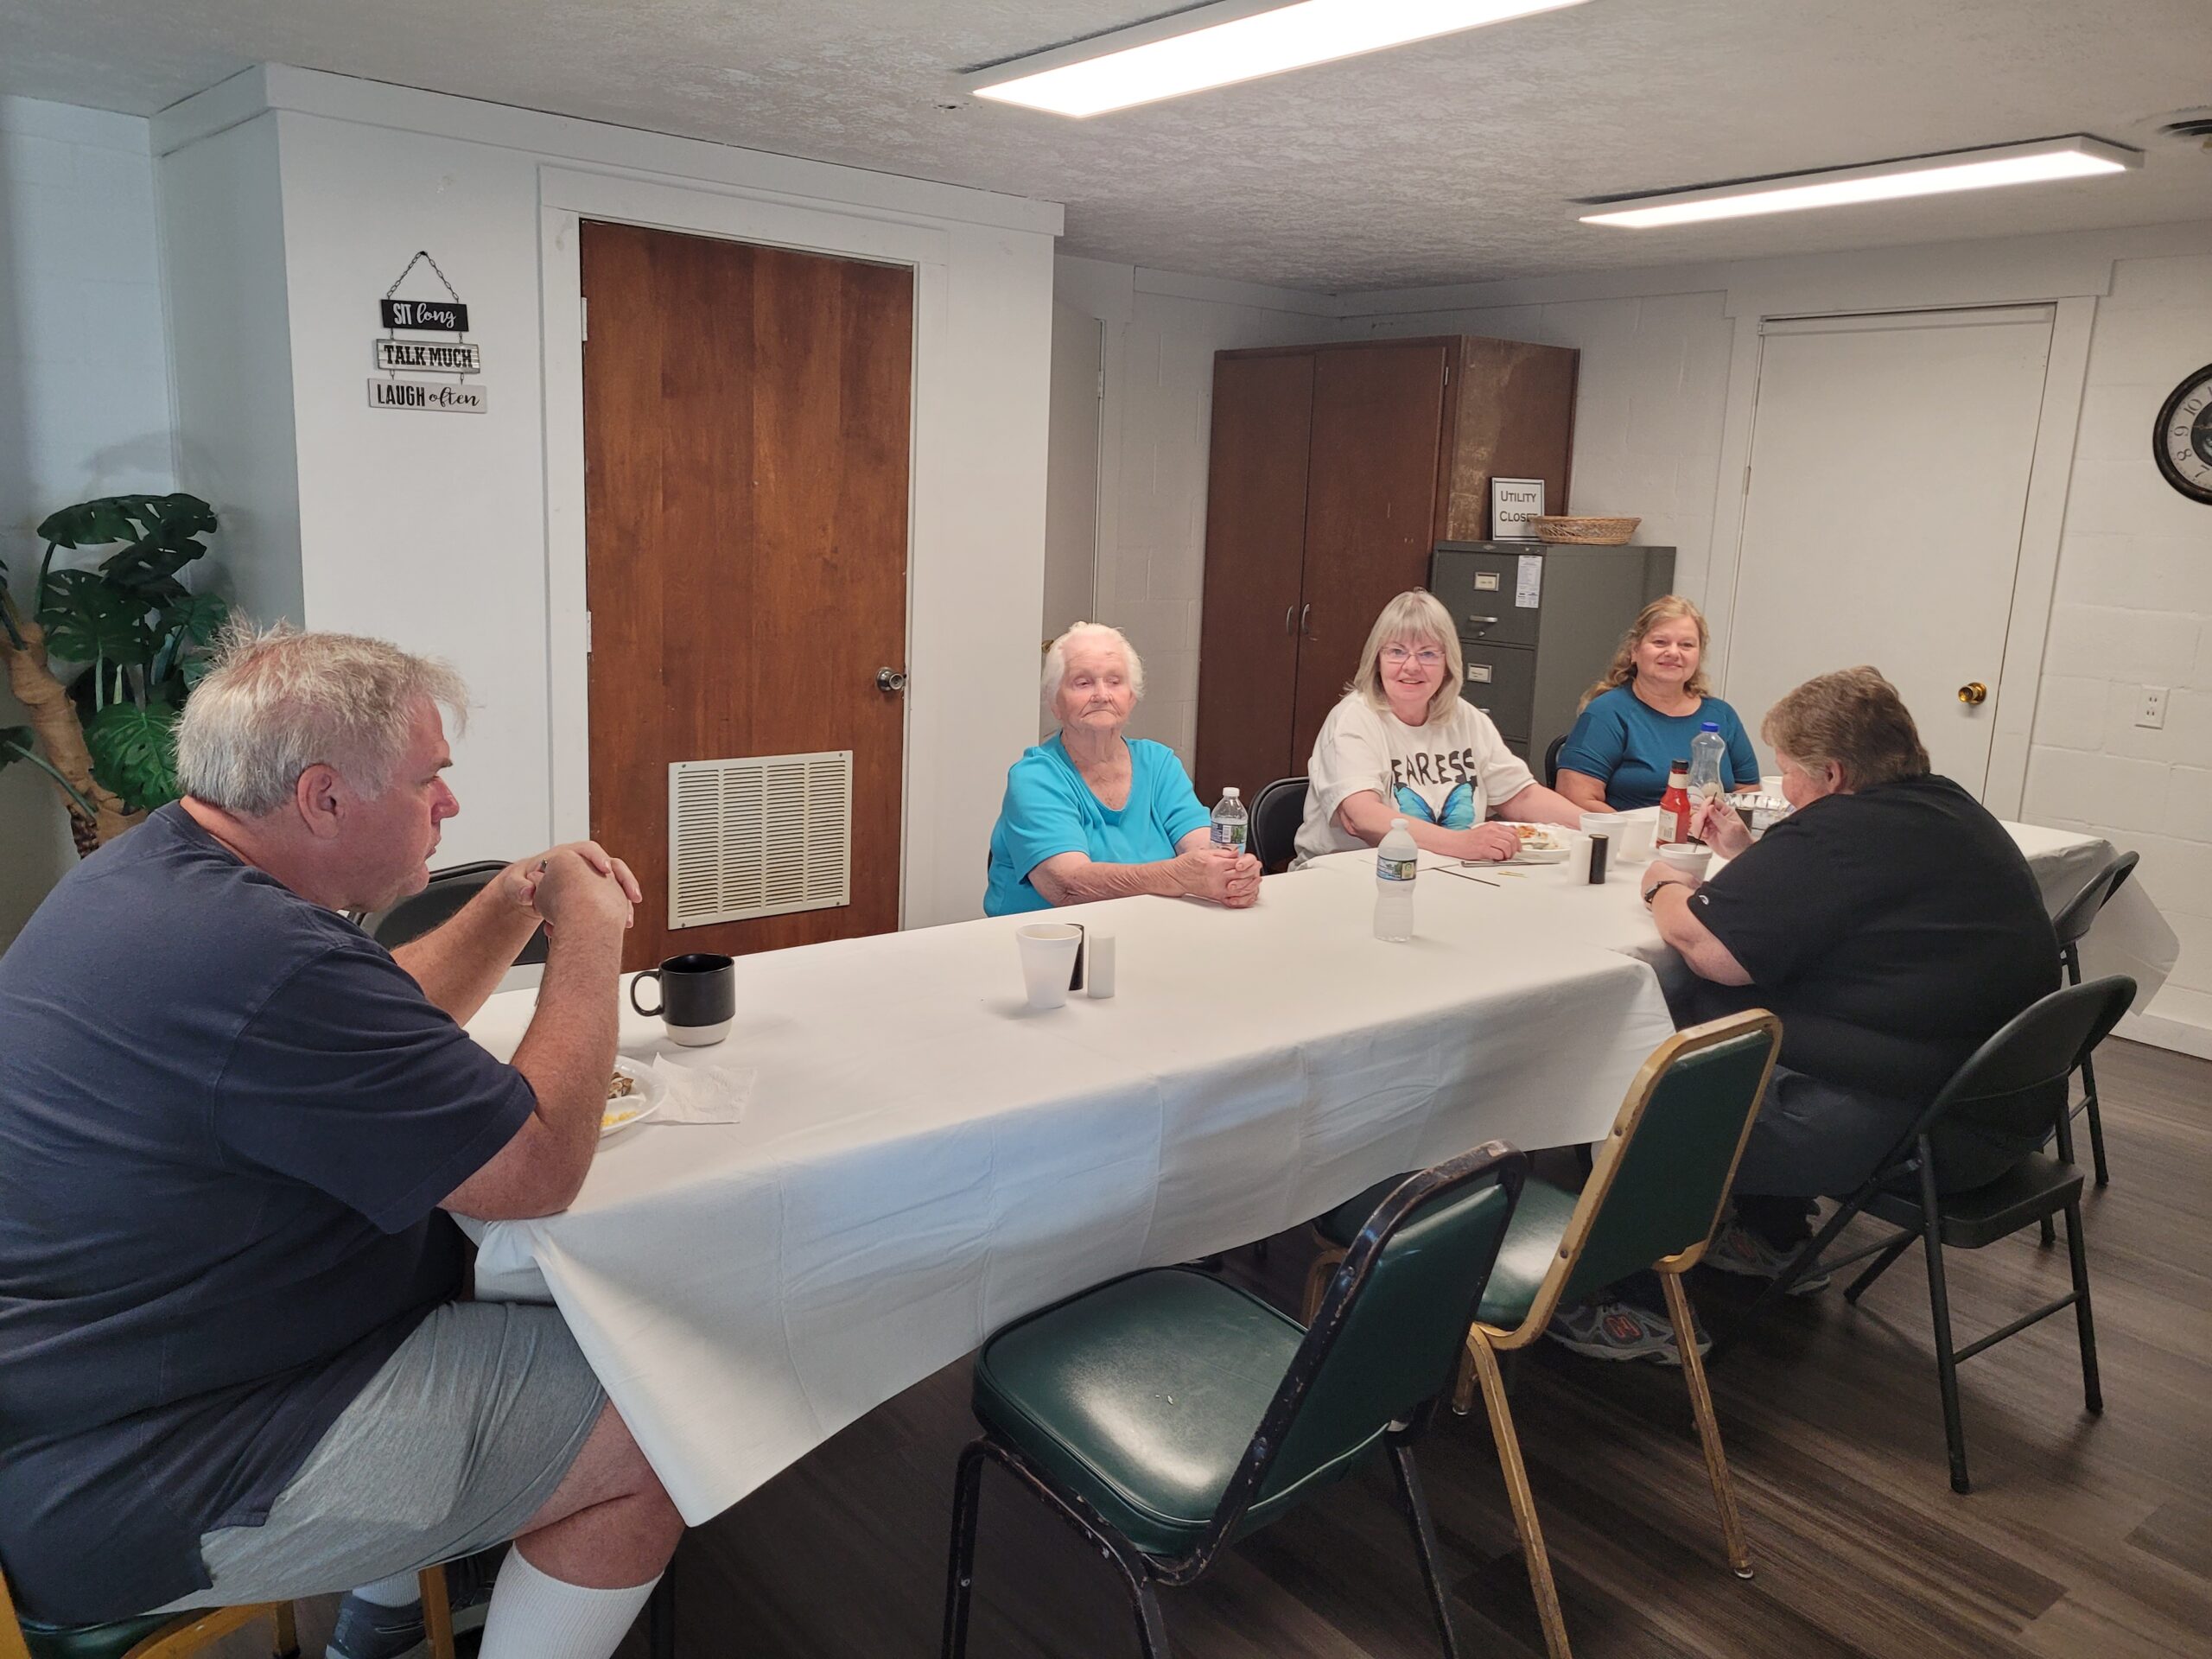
[1294,692,1537,864]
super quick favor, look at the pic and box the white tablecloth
[466,861,1675,1524]
[466,814,2173,1528]
[1308,817,2177,1010]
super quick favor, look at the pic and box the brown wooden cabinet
[1193,335,1579,802]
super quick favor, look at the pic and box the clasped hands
[500,842,643,931]
[1175,844,1262,908]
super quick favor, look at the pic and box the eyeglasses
[1381,645,1445,668]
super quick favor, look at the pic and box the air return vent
[668,752,852,928]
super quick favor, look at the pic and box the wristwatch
[1642,872,1675,908]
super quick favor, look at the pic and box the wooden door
[1289,342,1451,770]
[582,221,913,969]
[1726,308,2053,795]
[1193,352,1315,801]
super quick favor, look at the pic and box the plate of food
[601,1057,665,1138]
[1503,823,1573,864]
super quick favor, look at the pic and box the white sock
[478,1548,659,1659]
[350,1570,422,1607]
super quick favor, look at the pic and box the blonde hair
[176,622,467,815]
[1041,621,1145,717]
[1349,591,1465,723]
[1579,595,1714,711]
[1762,666,1929,789]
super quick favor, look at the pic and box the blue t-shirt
[1556,685,1762,809]
[0,804,537,1624]
[983,735,1211,916]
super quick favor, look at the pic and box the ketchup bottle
[1657,760,1693,847]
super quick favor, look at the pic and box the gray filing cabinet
[1429,541,1676,766]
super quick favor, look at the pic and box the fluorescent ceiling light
[1580,136,2140,228]
[966,0,1592,118]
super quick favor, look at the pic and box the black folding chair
[1542,734,1567,789]
[1739,976,2135,1493]
[2049,850,2138,1189]
[1245,776,1309,874]
[361,860,549,966]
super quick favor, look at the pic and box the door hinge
[1096,368,1105,401]
[1443,364,1451,385]
[585,612,593,653]
[1742,464,1752,495]
[580,296,588,342]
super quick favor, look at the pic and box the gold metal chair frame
[1,1567,454,1659]
[1300,1010,1783,1659]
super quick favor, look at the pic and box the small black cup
[631,952,736,1046]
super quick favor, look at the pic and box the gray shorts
[153,1300,606,1611]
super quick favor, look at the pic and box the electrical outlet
[2137,685,2169,729]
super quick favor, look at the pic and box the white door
[1041,302,1103,734]
[1725,307,2054,795]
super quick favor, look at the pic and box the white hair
[175,622,468,815]
[1040,621,1145,715]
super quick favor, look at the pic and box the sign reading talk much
[374,338,482,374]
[372,251,486,415]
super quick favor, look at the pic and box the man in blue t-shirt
[0,628,677,1659]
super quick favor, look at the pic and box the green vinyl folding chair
[1302,1010,1783,1659]
[941,1142,1527,1659]
[1742,976,2135,1494]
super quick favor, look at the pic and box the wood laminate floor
[265,1039,2210,1658]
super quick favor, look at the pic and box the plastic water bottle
[1210,786,1249,855]
[1688,721,1727,842]
[1375,817,1417,942]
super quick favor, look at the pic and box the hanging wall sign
[372,251,486,412]
[381,297,468,331]
[374,338,483,374]
[367,379,489,413]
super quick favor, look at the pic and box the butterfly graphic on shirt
[1393,782,1477,830]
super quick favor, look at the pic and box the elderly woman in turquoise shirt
[985,623,1261,916]
[1556,595,1760,812]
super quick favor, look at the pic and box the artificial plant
[0,493,227,854]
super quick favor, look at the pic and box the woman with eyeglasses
[1292,590,1585,867]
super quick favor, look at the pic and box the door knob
[1957,682,1986,705]
[877,667,908,693]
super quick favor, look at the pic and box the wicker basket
[1529,514,1641,545]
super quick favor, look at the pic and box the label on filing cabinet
[1516,554,1542,608]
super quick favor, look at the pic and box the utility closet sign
[369,251,486,414]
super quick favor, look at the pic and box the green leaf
[84,698,181,813]
[38,569,157,668]
[180,653,213,690]
[163,591,229,646]
[0,725,32,777]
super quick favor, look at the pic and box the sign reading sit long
[380,297,468,331]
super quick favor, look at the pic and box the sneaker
[1704,1221,1831,1295]
[1544,1299,1709,1367]
[326,1545,504,1659]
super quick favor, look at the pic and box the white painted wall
[155,66,1060,931]
[1053,257,1340,766]
[2020,251,2212,1050]
[0,97,175,950]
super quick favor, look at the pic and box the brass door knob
[1957,682,1987,705]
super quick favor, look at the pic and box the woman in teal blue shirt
[984,623,1262,916]
[1555,596,1761,811]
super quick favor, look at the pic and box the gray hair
[1040,621,1145,715]
[175,623,468,815]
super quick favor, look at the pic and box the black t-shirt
[1682,776,2058,1103]
[0,805,536,1624]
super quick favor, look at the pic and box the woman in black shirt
[1553,666,2058,1365]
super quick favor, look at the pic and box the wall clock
[2154,363,2212,505]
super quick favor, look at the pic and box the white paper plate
[1502,824,1573,864]
[601,1058,665,1139]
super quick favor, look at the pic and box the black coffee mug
[631,953,736,1046]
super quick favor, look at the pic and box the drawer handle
[1467,613,1500,627]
